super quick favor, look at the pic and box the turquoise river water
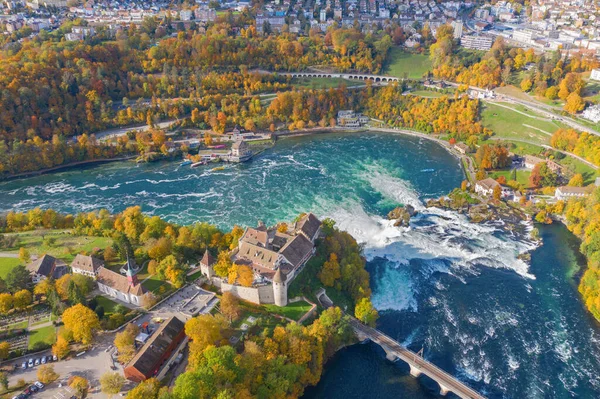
[1,132,599,398]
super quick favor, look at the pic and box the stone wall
[210,278,276,305]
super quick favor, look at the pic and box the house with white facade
[26,255,68,284]
[555,186,590,201]
[70,254,103,278]
[96,260,146,306]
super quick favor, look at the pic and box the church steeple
[125,257,138,286]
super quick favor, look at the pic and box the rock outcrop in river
[387,205,417,227]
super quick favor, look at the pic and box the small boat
[211,166,225,172]
[180,159,192,166]
[191,161,206,168]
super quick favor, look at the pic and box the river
[1,132,599,398]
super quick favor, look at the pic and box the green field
[141,275,170,293]
[94,295,120,316]
[383,48,432,80]
[481,103,563,145]
[263,300,313,321]
[559,157,597,184]
[0,258,21,279]
[490,169,531,187]
[28,325,56,350]
[291,77,354,89]
[2,229,112,263]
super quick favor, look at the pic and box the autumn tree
[492,185,502,201]
[213,251,232,277]
[220,292,242,322]
[564,92,585,114]
[55,274,72,301]
[125,378,161,399]
[62,304,101,345]
[19,247,30,263]
[237,265,254,287]
[354,297,379,327]
[114,323,139,363]
[100,372,126,398]
[0,342,10,360]
[319,253,341,287]
[13,289,32,310]
[37,364,59,384]
[185,314,228,368]
[52,336,70,360]
[70,376,89,399]
[0,293,13,314]
[0,372,7,391]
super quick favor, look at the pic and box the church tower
[125,257,138,287]
[273,268,287,307]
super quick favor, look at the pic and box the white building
[475,178,500,196]
[461,34,493,50]
[582,104,600,123]
[96,261,146,306]
[590,69,600,82]
[555,186,590,201]
[451,20,463,39]
[70,254,103,278]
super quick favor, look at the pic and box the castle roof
[273,268,284,283]
[201,250,216,267]
[97,267,145,297]
[295,213,321,240]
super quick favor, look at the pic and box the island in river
[1,131,599,398]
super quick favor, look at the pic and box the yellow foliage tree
[62,304,101,345]
[52,336,70,360]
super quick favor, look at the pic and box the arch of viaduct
[282,72,400,83]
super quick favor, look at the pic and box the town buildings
[583,104,600,123]
[475,178,500,197]
[124,316,186,382]
[26,255,68,283]
[337,110,370,127]
[555,186,590,201]
[96,260,146,306]
[460,34,494,51]
[200,213,321,307]
[70,254,103,278]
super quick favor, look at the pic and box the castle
[199,213,322,306]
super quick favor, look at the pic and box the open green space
[27,325,56,350]
[583,81,600,103]
[94,295,120,316]
[481,103,563,145]
[290,77,355,89]
[263,300,313,321]
[558,157,597,184]
[2,229,112,263]
[0,258,21,279]
[142,275,170,293]
[490,169,531,187]
[383,48,432,80]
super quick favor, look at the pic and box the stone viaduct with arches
[279,71,401,83]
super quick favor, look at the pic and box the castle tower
[125,257,138,287]
[273,268,287,307]
[200,251,216,279]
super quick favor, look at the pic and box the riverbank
[0,156,137,182]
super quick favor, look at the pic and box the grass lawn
[490,169,531,187]
[263,300,313,321]
[94,295,120,316]
[0,258,21,279]
[486,139,545,156]
[27,325,56,350]
[383,48,432,80]
[142,276,170,293]
[187,270,203,282]
[291,77,354,89]
[558,157,598,184]
[481,103,563,145]
[2,229,112,263]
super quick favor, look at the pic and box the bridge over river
[273,71,401,83]
[317,290,486,399]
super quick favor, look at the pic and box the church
[96,259,146,306]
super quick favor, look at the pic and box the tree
[319,253,341,287]
[37,364,59,384]
[125,378,161,399]
[6,265,31,292]
[100,372,126,398]
[0,372,7,391]
[13,289,32,310]
[520,78,533,92]
[461,180,468,191]
[220,292,242,322]
[19,247,30,263]
[0,293,13,314]
[114,323,139,363]
[71,274,94,297]
[62,304,101,345]
[354,298,379,327]
[492,185,502,201]
[237,265,254,287]
[55,274,72,300]
[569,173,584,187]
[67,281,85,305]
[213,251,232,277]
[70,376,89,398]
[0,341,10,360]
[34,278,53,297]
[185,314,228,367]
[564,92,585,114]
[52,336,70,360]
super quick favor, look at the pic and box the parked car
[52,355,57,362]
[21,362,27,370]
[27,359,33,368]
[28,385,38,393]
[34,358,40,366]
[40,356,46,364]
[34,381,44,389]
[23,387,31,395]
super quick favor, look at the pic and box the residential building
[124,316,186,382]
[461,34,493,51]
[229,140,252,163]
[26,255,68,283]
[453,142,470,154]
[336,110,370,127]
[451,20,463,39]
[96,260,146,306]
[475,178,500,196]
[591,69,600,82]
[523,155,545,169]
[70,254,103,278]
[583,104,600,123]
[555,186,590,200]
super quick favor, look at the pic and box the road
[94,119,176,141]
